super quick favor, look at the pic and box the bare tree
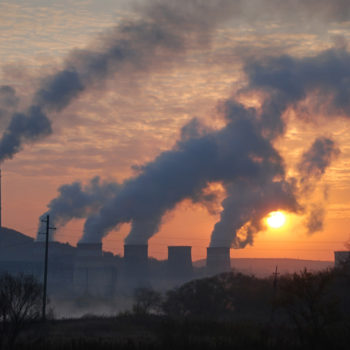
[132,287,162,315]
[0,273,42,348]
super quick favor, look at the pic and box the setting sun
[266,211,286,229]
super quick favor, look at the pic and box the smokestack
[206,247,231,276]
[123,244,149,287]
[167,246,193,280]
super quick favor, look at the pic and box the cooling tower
[122,244,149,288]
[334,251,350,267]
[167,246,193,280]
[206,247,231,276]
[76,242,102,257]
[73,242,116,297]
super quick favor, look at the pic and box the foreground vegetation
[2,263,350,349]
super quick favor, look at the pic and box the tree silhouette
[0,273,42,348]
[132,287,162,315]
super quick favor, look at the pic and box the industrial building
[0,226,233,297]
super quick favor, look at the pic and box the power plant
[73,243,117,297]
[0,226,234,297]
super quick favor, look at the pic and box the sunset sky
[1,0,350,261]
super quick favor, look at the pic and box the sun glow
[266,211,286,229]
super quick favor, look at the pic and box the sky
[1,0,350,261]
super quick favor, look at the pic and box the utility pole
[0,168,2,228]
[269,265,279,324]
[41,214,56,321]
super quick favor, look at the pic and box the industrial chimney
[206,247,231,276]
[122,244,149,288]
[167,246,193,281]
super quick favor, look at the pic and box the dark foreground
[4,265,350,350]
[12,313,350,350]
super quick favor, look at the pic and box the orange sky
[1,0,350,262]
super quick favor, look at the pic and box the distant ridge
[0,226,34,246]
[0,226,77,262]
[194,258,333,277]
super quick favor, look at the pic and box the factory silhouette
[0,170,349,299]
[0,225,232,297]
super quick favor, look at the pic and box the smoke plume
[244,49,350,121]
[295,138,340,234]
[37,177,120,240]
[0,86,19,121]
[298,137,340,193]
[305,204,325,234]
[2,0,350,162]
[81,100,298,244]
[25,2,350,247]
[0,0,239,163]
[80,48,346,247]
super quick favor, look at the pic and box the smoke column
[81,47,347,247]
[20,2,349,246]
[298,137,340,193]
[81,101,298,244]
[37,177,120,240]
[296,137,340,233]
